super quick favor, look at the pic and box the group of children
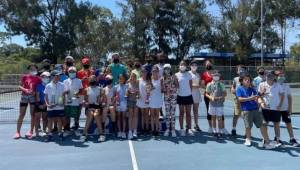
[13,53,299,149]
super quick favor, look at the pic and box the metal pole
[260,0,264,66]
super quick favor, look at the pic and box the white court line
[128,140,139,170]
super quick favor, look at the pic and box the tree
[0,0,95,63]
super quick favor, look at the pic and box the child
[137,67,151,135]
[149,66,163,137]
[205,71,227,137]
[103,75,116,135]
[114,73,128,139]
[63,66,83,137]
[14,64,41,139]
[162,64,178,137]
[81,75,105,142]
[35,71,50,137]
[175,60,194,136]
[126,72,139,139]
[44,70,65,142]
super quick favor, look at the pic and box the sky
[0,0,299,52]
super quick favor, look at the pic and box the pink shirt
[21,74,41,95]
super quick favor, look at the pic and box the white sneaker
[80,135,87,142]
[171,130,177,137]
[98,135,106,142]
[40,131,47,137]
[187,129,194,136]
[164,130,170,137]
[74,130,81,137]
[133,130,137,139]
[208,127,213,134]
[244,138,252,146]
[222,128,230,135]
[128,131,133,140]
[121,132,126,139]
[180,129,186,136]
[117,132,122,138]
[263,142,276,150]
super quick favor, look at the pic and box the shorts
[242,109,263,128]
[117,102,127,112]
[262,109,281,123]
[35,104,47,112]
[192,88,202,103]
[127,99,137,108]
[20,94,36,107]
[208,106,224,116]
[177,95,193,105]
[64,106,81,118]
[47,110,64,118]
[280,111,292,123]
[233,97,241,116]
[88,104,101,110]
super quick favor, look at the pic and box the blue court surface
[1,92,300,170]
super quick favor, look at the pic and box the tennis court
[1,88,300,170]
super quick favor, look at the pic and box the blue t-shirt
[36,83,46,104]
[60,74,68,82]
[236,86,259,111]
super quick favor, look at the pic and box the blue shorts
[47,110,64,118]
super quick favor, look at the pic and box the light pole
[260,0,264,66]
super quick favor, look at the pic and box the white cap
[41,71,50,77]
[65,56,74,61]
[68,66,77,72]
[163,64,171,69]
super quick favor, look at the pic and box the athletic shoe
[25,131,33,139]
[171,130,177,137]
[117,132,122,138]
[273,137,283,147]
[40,131,47,137]
[80,135,87,142]
[290,138,300,147]
[74,130,81,137]
[98,135,106,142]
[194,125,201,132]
[164,130,170,137]
[52,126,58,133]
[244,138,252,146]
[208,127,213,134]
[231,129,237,136]
[128,131,133,140]
[133,130,137,139]
[121,132,126,139]
[59,133,64,141]
[180,129,186,136]
[262,141,276,150]
[45,135,52,142]
[187,129,194,136]
[13,132,21,139]
[222,128,230,135]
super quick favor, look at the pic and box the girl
[126,72,139,139]
[175,60,194,136]
[189,60,202,131]
[35,71,50,137]
[103,75,117,135]
[44,70,65,142]
[205,71,227,137]
[81,75,105,142]
[149,66,163,136]
[14,64,41,139]
[114,73,128,139]
[162,64,178,137]
[137,67,151,135]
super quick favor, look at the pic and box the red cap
[81,57,90,65]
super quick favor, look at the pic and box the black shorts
[280,111,292,123]
[262,109,281,123]
[20,102,35,107]
[47,110,64,118]
[177,95,193,105]
[88,104,101,110]
[35,104,47,112]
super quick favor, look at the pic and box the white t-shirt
[189,71,200,87]
[44,81,65,111]
[63,78,83,106]
[258,82,284,110]
[104,86,114,106]
[175,71,192,96]
[87,86,101,104]
[155,63,164,78]
[279,83,291,111]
